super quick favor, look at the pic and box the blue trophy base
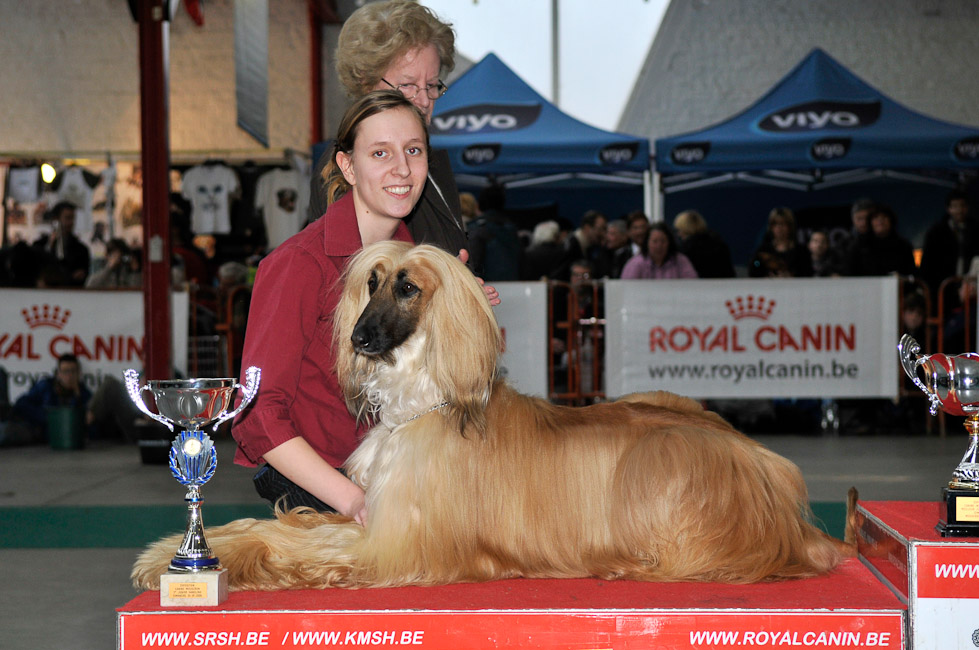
[169,556,221,572]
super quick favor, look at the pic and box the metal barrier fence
[186,283,251,379]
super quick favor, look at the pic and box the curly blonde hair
[336,0,456,98]
[673,210,708,238]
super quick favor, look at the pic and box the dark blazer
[845,233,917,277]
[919,216,979,295]
[32,233,91,286]
[680,230,736,278]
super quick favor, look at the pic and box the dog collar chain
[404,401,450,423]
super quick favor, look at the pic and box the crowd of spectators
[0,194,259,293]
[13,187,970,303]
[459,189,974,314]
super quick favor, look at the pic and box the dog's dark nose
[351,325,374,352]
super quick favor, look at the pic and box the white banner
[494,282,548,397]
[605,277,899,399]
[1,289,189,402]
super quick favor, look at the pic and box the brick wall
[0,0,310,158]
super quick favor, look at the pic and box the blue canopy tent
[654,48,979,200]
[430,53,652,214]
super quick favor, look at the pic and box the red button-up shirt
[232,192,413,468]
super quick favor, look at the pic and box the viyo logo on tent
[759,101,881,132]
[954,137,979,161]
[810,137,851,161]
[671,142,710,165]
[462,144,501,165]
[600,143,639,165]
[431,104,542,135]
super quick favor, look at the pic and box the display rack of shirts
[180,162,239,235]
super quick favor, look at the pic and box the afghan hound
[132,241,851,591]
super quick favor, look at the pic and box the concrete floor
[0,432,966,650]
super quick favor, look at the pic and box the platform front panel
[118,609,904,650]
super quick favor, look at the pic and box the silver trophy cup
[899,334,979,487]
[124,367,260,571]
[899,334,979,536]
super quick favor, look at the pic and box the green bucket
[47,406,84,450]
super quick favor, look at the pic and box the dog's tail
[792,487,859,579]
[776,484,859,580]
[131,508,365,591]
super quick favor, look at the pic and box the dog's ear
[410,245,502,436]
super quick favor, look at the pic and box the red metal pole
[137,0,173,380]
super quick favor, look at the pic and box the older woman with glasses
[309,0,467,260]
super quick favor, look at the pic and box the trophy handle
[123,368,175,432]
[897,334,944,415]
[898,333,922,381]
[209,366,261,431]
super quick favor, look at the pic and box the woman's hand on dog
[457,249,501,306]
[263,438,369,526]
[348,496,368,527]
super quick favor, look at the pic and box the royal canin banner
[604,277,899,399]
[0,288,189,403]
[494,282,548,397]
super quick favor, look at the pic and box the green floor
[0,502,847,549]
[0,504,272,548]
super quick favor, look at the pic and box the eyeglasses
[381,78,447,100]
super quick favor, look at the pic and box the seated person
[85,238,142,288]
[86,374,147,443]
[1,354,92,446]
[621,223,698,279]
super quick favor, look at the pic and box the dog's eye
[367,272,378,295]
[400,281,419,297]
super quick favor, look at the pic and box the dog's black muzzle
[351,303,416,358]
[351,320,388,356]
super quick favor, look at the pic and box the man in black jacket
[32,202,91,286]
[919,190,977,305]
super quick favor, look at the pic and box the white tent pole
[648,169,662,223]
[551,0,560,106]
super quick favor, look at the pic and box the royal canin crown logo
[725,296,776,321]
[21,304,72,329]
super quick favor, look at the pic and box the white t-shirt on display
[181,164,239,235]
[255,168,308,249]
[7,166,41,203]
[56,166,98,235]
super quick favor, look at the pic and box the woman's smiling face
[336,106,429,224]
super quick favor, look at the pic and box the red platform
[118,557,904,649]
[856,500,979,650]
